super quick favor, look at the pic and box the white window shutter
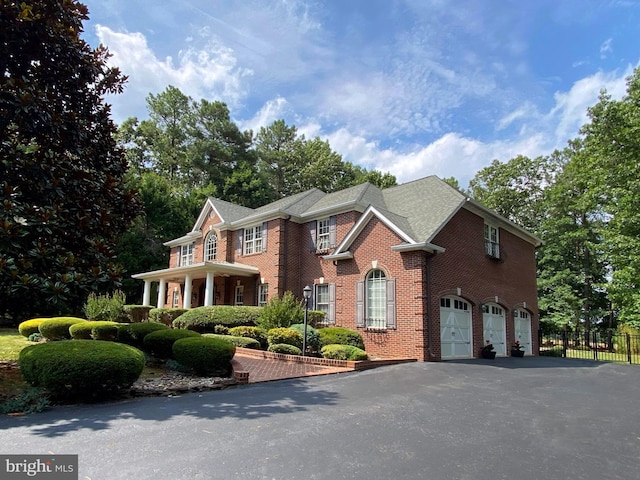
[356,281,364,327]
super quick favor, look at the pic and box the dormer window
[484,223,500,259]
[179,242,195,266]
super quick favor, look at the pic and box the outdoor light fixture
[302,285,312,356]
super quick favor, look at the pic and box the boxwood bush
[92,322,120,341]
[38,317,87,341]
[228,326,268,349]
[172,336,236,376]
[19,340,145,401]
[318,327,365,350]
[18,318,49,338]
[149,308,189,326]
[321,344,368,361]
[143,329,201,359]
[172,306,261,332]
[289,324,320,352]
[203,334,262,350]
[69,321,119,340]
[116,322,169,348]
[267,327,303,349]
[267,343,302,355]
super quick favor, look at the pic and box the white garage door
[482,304,506,356]
[514,309,532,355]
[440,297,472,359]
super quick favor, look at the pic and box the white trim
[391,242,445,254]
[132,261,259,282]
[164,231,200,248]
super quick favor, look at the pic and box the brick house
[133,175,541,361]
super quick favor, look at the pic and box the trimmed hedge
[268,344,302,355]
[267,327,303,349]
[69,321,119,340]
[173,306,261,332]
[203,334,262,350]
[289,324,320,352]
[19,340,145,401]
[149,308,189,326]
[38,317,87,341]
[123,305,152,323]
[172,336,236,376]
[18,318,49,338]
[92,323,120,341]
[321,344,368,361]
[143,329,200,359]
[228,326,268,349]
[116,322,169,348]
[318,327,365,350]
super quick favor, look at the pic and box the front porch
[132,261,260,309]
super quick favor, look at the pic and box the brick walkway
[233,353,352,383]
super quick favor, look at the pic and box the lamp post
[302,285,312,356]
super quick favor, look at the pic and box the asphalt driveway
[2,356,639,480]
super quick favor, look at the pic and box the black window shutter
[356,281,364,327]
[386,279,396,329]
[309,221,317,252]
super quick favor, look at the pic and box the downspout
[426,253,435,360]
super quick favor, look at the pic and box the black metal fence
[538,330,640,365]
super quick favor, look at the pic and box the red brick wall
[427,207,539,360]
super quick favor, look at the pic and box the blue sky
[81,0,640,188]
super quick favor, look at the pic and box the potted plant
[480,340,496,359]
[511,340,525,357]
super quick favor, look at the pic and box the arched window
[356,269,396,330]
[204,232,217,261]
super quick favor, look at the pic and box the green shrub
[289,324,320,352]
[172,336,236,376]
[268,343,302,355]
[18,318,49,338]
[143,329,201,359]
[214,325,229,335]
[257,291,303,330]
[308,310,328,327]
[172,306,261,332]
[321,344,368,361]
[27,333,43,343]
[267,327,303,349]
[228,326,268,349]
[38,317,86,341]
[318,327,365,350]
[149,308,189,326]
[83,290,127,322]
[122,305,152,323]
[92,322,120,341]
[69,321,119,340]
[116,322,169,348]
[19,340,145,401]
[616,324,640,355]
[203,334,262,350]
[0,387,50,415]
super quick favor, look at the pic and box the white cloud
[237,96,292,134]
[96,25,252,123]
[600,38,613,59]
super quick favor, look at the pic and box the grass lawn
[0,328,34,399]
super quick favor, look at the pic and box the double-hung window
[484,223,500,259]
[317,218,331,251]
[244,225,263,255]
[180,242,194,266]
[235,285,244,306]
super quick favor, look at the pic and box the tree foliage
[0,1,137,322]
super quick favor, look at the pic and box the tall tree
[0,0,137,321]
[579,67,640,327]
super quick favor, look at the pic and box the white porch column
[183,274,193,309]
[157,279,167,309]
[143,280,151,306]
[204,272,215,306]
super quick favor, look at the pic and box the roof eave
[391,242,446,254]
